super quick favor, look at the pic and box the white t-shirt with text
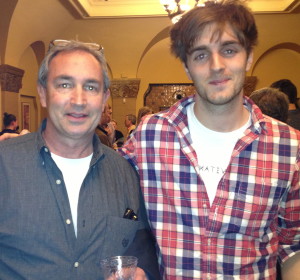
[187,102,251,205]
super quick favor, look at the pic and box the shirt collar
[243,96,269,135]
[156,94,270,136]
[36,119,105,165]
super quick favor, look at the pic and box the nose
[210,53,225,72]
[70,86,87,107]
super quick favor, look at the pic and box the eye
[85,85,95,91]
[55,82,72,90]
[221,43,242,57]
[61,83,71,88]
[194,52,207,61]
[83,84,100,94]
[223,48,237,56]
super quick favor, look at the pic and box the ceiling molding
[64,0,300,19]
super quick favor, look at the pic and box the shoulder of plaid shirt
[119,95,300,279]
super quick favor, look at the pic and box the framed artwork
[144,83,195,113]
[22,102,30,130]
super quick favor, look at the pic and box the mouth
[209,77,230,86]
[66,113,88,120]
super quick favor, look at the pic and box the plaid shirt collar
[155,94,270,141]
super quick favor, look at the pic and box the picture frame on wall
[22,102,30,130]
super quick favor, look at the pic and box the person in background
[270,79,300,130]
[95,103,113,147]
[0,112,19,135]
[297,97,300,109]
[249,87,289,122]
[105,121,115,146]
[0,40,160,280]
[120,1,300,279]
[111,119,124,148]
[249,87,291,280]
[0,129,30,141]
[137,106,153,125]
[0,112,30,140]
[124,113,136,139]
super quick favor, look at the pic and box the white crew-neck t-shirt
[187,102,251,205]
[51,153,92,236]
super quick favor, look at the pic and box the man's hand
[105,267,148,280]
[282,253,300,280]
[134,267,148,280]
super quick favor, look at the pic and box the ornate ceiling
[65,0,300,19]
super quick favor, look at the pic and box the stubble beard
[195,78,245,107]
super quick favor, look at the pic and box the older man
[0,40,160,280]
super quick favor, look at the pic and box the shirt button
[203,203,207,208]
[74,262,79,268]
[207,239,211,245]
[66,219,72,225]
[56,179,61,185]
[44,147,49,152]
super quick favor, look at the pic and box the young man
[0,40,160,280]
[120,1,300,279]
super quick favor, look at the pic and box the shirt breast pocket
[221,178,286,240]
[101,216,140,259]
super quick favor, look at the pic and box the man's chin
[65,129,94,139]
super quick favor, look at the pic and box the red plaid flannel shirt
[120,96,300,280]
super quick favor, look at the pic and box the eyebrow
[221,40,242,47]
[84,79,101,84]
[189,40,241,54]
[53,75,73,82]
[189,46,208,54]
[53,76,100,85]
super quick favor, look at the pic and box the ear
[183,63,192,80]
[100,89,110,112]
[103,88,110,104]
[246,51,254,72]
[37,84,47,108]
